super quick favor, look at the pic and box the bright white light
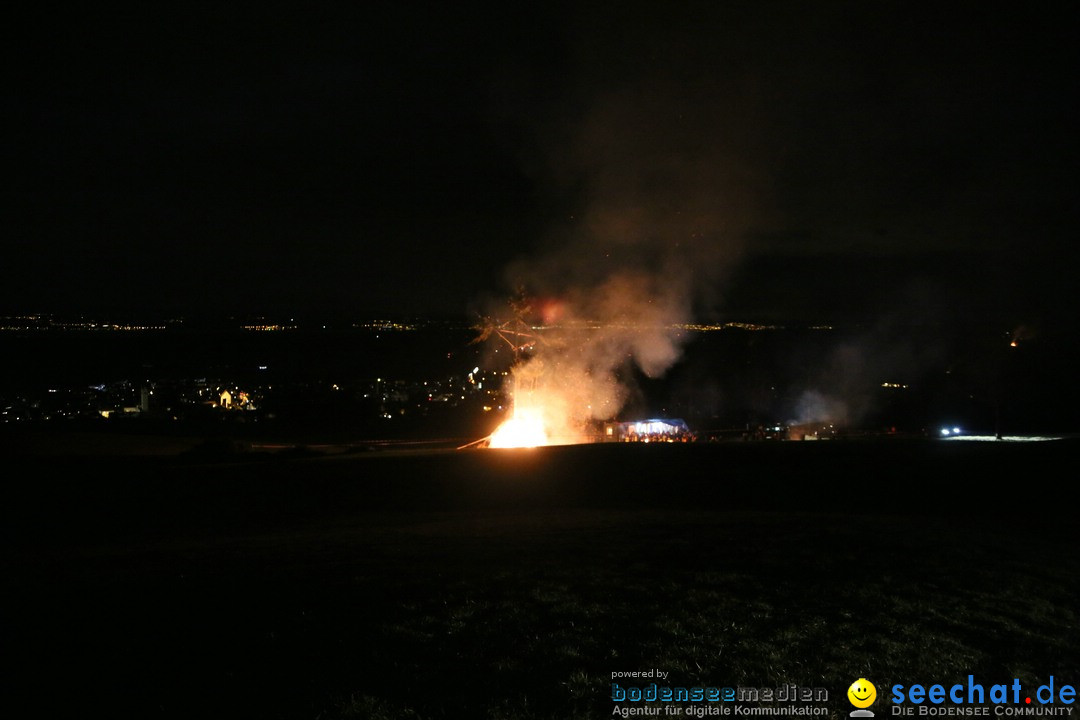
[941,428,951,436]
[952,427,961,434]
[942,435,1063,442]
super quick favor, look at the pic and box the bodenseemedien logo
[609,673,831,717]
[849,678,877,718]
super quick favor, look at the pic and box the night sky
[6,3,1077,324]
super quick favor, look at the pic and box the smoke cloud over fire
[480,79,769,446]
[484,272,698,446]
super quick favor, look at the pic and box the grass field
[3,439,1077,719]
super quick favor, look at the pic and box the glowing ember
[489,407,550,448]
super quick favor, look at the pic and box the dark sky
[5,2,1077,324]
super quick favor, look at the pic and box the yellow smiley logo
[848,678,877,708]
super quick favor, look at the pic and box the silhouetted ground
[2,440,1077,719]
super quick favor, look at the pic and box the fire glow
[485,370,597,449]
[488,407,549,448]
[476,273,701,449]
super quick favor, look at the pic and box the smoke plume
[485,77,768,440]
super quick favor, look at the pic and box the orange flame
[488,407,550,448]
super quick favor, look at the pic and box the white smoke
[480,23,778,440]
